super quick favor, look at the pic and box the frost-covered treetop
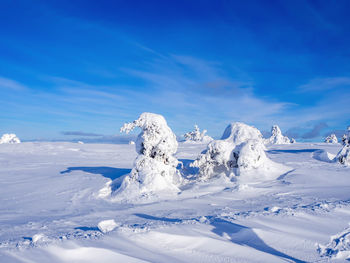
[0,134,21,144]
[221,122,263,144]
[120,112,178,159]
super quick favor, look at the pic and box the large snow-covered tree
[191,122,285,181]
[116,113,182,198]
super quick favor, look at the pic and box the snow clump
[325,134,338,143]
[191,122,288,182]
[98,219,119,233]
[116,113,182,199]
[0,133,21,144]
[183,125,213,143]
[266,125,291,144]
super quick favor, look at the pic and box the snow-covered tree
[191,122,283,181]
[335,126,350,166]
[336,144,350,166]
[183,125,213,143]
[266,125,291,144]
[117,113,181,198]
[0,134,20,144]
[325,134,338,143]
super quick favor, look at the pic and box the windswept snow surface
[1,142,350,262]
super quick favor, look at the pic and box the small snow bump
[97,219,119,233]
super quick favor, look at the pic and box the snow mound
[114,113,181,200]
[0,133,20,144]
[191,122,289,182]
[183,125,213,144]
[266,125,290,145]
[313,150,335,163]
[98,219,119,233]
[318,227,350,260]
[325,134,338,143]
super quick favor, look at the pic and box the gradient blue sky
[1,0,350,141]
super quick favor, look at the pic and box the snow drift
[266,125,291,145]
[183,125,213,144]
[191,122,289,182]
[114,113,182,200]
[0,133,20,144]
[325,134,338,143]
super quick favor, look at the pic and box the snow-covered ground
[1,141,350,262]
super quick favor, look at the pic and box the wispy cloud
[61,131,103,136]
[298,77,350,92]
[0,76,27,91]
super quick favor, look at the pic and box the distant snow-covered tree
[183,125,213,143]
[191,122,285,181]
[325,134,338,143]
[117,113,182,198]
[0,134,20,144]
[266,125,291,144]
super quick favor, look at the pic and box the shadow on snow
[134,214,305,262]
[267,149,319,154]
[210,218,306,262]
[60,166,131,181]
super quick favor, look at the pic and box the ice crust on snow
[116,113,181,199]
[266,125,291,145]
[325,134,338,143]
[191,122,287,181]
[0,133,20,144]
[183,125,213,143]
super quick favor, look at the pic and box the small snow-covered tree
[0,134,20,144]
[336,144,350,166]
[325,134,338,143]
[183,125,213,143]
[335,126,350,166]
[341,134,348,146]
[266,125,290,144]
[191,122,282,181]
[117,113,181,197]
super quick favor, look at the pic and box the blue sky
[1,0,350,141]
